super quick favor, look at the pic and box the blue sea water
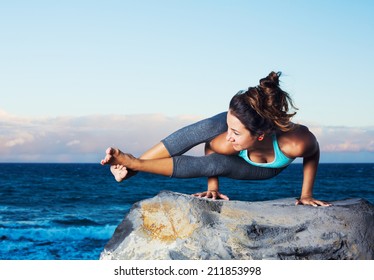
[0,163,373,260]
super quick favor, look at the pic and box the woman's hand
[295,196,332,207]
[192,190,229,200]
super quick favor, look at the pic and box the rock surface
[100,191,374,260]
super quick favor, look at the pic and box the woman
[101,72,331,207]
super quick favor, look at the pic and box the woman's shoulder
[278,123,314,138]
[277,124,318,158]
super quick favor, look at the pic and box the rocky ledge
[100,191,374,260]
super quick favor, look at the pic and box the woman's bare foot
[100,147,136,167]
[110,164,138,182]
[110,164,128,182]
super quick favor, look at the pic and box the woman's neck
[248,134,274,153]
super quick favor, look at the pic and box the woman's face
[226,110,257,151]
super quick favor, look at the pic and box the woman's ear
[257,134,265,141]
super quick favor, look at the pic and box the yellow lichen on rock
[141,200,198,242]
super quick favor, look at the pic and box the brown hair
[229,71,297,135]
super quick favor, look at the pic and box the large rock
[100,191,374,260]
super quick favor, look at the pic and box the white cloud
[66,140,80,146]
[307,124,374,152]
[5,132,35,147]
[0,110,204,162]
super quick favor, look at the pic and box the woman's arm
[297,142,331,206]
[286,126,331,206]
[192,135,230,200]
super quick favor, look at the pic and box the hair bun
[259,71,281,89]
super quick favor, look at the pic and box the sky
[1,0,373,163]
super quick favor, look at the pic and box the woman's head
[229,71,297,136]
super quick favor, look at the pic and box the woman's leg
[172,153,285,180]
[110,112,228,181]
[101,147,285,180]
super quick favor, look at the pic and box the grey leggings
[161,112,286,180]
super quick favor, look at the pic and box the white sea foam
[0,224,116,241]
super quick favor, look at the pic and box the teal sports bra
[238,134,295,168]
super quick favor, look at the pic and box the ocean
[0,163,373,260]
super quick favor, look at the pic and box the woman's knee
[208,133,236,155]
